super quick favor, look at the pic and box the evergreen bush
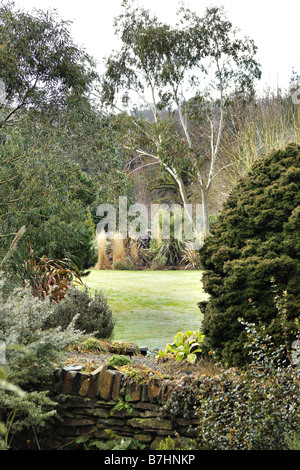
[199,143,300,366]
[163,297,300,450]
[45,286,115,339]
[0,279,86,448]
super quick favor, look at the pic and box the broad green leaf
[176,352,185,362]
[173,332,184,346]
[187,353,197,364]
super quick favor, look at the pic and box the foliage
[150,238,185,267]
[44,286,115,340]
[120,363,169,386]
[0,280,86,386]
[112,394,133,415]
[180,244,202,270]
[157,330,205,365]
[75,429,145,450]
[23,244,83,302]
[0,385,56,450]
[221,88,300,186]
[199,143,300,366]
[157,434,197,451]
[0,278,86,448]
[150,254,167,270]
[113,258,134,271]
[107,355,133,367]
[101,0,261,232]
[0,1,97,126]
[149,209,187,266]
[163,312,300,450]
[0,116,99,274]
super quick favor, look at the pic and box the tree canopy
[0,0,97,126]
[101,0,261,232]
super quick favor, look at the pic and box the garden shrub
[199,143,300,366]
[0,281,86,386]
[163,306,300,450]
[149,208,187,267]
[0,280,86,448]
[23,244,83,302]
[45,286,115,339]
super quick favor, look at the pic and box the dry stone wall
[50,363,199,449]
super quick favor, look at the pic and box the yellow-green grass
[83,270,208,350]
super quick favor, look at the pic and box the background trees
[0,0,96,126]
[0,114,99,272]
[0,1,133,275]
[101,0,261,233]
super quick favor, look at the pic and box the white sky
[13,0,300,92]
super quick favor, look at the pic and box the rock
[62,370,76,394]
[148,383,160,403]
[127,417,173,431]
[133,402,159,411]
[111,371,124,401]
[88,366,103,398]
[61,418,96,427]
[125,383,141,402]
[97,367,115,401]
[134,433,152,443]
[78,375,90,397]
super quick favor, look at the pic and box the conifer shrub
[199,143,300,366]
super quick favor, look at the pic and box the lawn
[83,269,208,350]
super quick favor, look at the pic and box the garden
[0,0,299,453]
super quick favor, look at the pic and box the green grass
[83,270,208,350]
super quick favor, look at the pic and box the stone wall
[48,363,199,450]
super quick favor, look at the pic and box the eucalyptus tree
[0,0,97,127]
[101,0,261,233]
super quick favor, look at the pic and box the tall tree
[0,1,101,271]
[0,0,97,127]
[101,0,261,233]
[0,114,99,272]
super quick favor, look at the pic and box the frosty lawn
[84,270,208,350]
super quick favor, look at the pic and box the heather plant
[45,286,115,339]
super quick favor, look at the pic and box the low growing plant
[75,429,145,450]
[157,330,205,364]
[0,279,85,448]
[112,394,133,415]
[107,355,133,367]
[45,286,115,339]
[24,244,83,302]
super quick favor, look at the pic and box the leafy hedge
[199,143,300,366]
[163,310,300,450]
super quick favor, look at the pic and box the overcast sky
[13,0,300,92]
